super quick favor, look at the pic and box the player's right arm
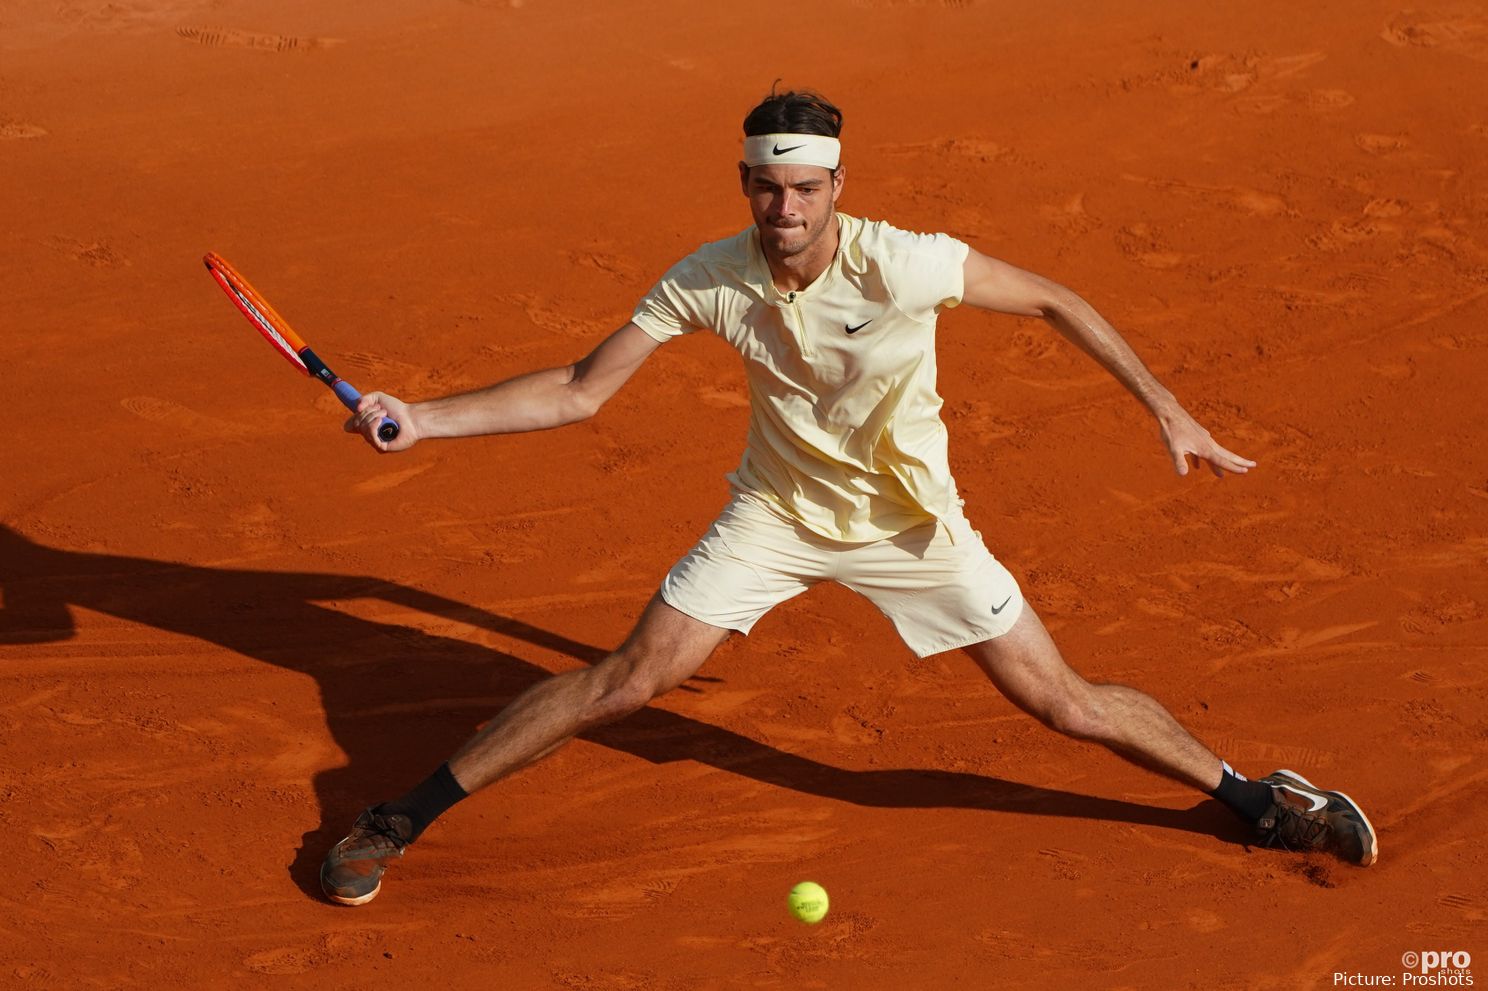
[960,249,1256,478]
[344,322,662,452]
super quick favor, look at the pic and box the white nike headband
[742,133,841,170]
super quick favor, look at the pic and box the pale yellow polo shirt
[631,213,969,542]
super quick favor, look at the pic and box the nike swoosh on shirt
[772,143,805,155]
[845,320,871,334]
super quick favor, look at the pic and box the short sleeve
[631,251,715,343]
[880,228,970,321]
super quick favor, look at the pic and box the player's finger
[1218,448,1257,474]
[362,422,389,453]
[1196,453,1241,478]
[1168,445,1190,476]
[1204,454,1243,476]
[355,392,385,415]
[346,407,381,434]
[353,406,384,430]
[346,407,388,450]
[1213,443,1258,469]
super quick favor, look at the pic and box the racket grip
[330,379,401,444]
[331,379,364,411]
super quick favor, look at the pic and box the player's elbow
[561,374,605,423]
[1034,280,1082,323]
[569,391,604,423]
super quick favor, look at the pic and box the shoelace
[357,813,411,850]
[1259,801,1330,852]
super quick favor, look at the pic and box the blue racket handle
[331,379,401,443]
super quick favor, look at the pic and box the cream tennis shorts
[660,492,1024,658]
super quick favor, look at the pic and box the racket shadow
[0,525,1243,902]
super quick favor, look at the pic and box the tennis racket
[203,252,399,442]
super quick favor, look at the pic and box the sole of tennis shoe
[320,864,383,907]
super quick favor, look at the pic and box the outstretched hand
[344,391,419,453]
[1158,407,1257,478]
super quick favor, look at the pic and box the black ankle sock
[1209,761,1274,823]
[378,763,469,843]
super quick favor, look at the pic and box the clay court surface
[3,0,1486,986]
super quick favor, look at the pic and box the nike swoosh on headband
[773,143,805,155]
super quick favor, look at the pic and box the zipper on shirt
[785,290,813,357]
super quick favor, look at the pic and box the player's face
[740,162,844,260]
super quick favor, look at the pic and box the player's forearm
[1041,288,1180,419]
[412,365,594,438]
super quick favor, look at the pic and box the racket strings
[219,276,308,372]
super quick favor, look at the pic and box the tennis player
[323,89,1376,906]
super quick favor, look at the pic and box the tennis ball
[787,881,829,924]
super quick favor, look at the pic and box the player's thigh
[961,604,1090,717]
[659,492,828,640]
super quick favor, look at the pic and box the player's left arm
[960,248,1257,478]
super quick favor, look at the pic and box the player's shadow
[0,525,1243,898]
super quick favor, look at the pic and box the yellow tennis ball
[788,881,829,924]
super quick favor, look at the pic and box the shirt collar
[746,213,849,305]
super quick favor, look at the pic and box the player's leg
[448,594,730,791]
[321,595,728,906]
[961,604,1220,790]
[321,492,830,905]
[962,606,1377,864]
[846,508,1376,864]
[849,514,1219,782]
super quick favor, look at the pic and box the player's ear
[738,161,750,195]
[831,165,845,203]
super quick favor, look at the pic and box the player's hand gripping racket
[203,252,399,442]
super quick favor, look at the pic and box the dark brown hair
[742,86,843,138]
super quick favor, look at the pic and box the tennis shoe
[320,807,413,906]
[1255,769,1378,866]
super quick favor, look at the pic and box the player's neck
[763,224,840,294]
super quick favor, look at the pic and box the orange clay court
[2,0,1485,987]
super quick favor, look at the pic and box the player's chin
[766,228,809,255]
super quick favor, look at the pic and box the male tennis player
[323,89,1376,906]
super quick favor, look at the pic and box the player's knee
[1041,696,1100,740]
[588,648,674,721]
[589,672,654,722]
[592,681,651,722]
